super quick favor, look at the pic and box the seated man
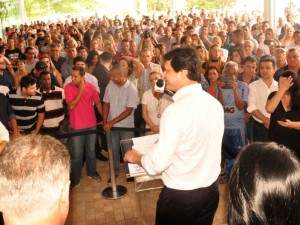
[0,134,70,225]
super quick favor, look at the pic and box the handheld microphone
[154,79,165,93]
[154,79,174,96]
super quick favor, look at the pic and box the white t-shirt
[141,89,173,128]
[0,122,9,143]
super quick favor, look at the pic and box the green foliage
[186,0,235,10]
[0,0,18,22]
[147,0,169,11]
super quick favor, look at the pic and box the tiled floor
[66,160,229,225]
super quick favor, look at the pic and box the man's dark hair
[20,76,36,89]
[121,39,130,44]
[242,55,259,65]
[186,25,195,31]
[180,35,190,44]
[72,66,85,76]
[40,71,51,79]
[259,54,276,69]
[100,52,113,62]
[163,47,201,82]
[25,46,34,54]
[73,56,86,65]
[77,45,88,52]
[232,29,244,38]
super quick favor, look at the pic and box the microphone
[154,79,174,96]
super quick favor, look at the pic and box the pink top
[65,81,100,130]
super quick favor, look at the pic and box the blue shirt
[222,80,249,129]
[0,70,15,91]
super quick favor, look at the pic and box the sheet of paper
[132,134,159,154]
[127,134,159,177]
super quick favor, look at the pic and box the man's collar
[39,85,55,93]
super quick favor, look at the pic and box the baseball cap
[35,61,48,70]
[275,45,286,52]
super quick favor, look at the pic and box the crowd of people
[1,8,300,225]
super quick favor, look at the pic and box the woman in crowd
[141,71,173,134]
[114,29,123,50]
[106,34,117,52]
[191,34,204,49]
[201,44,225,74]
[40,55,64,87]
[228,142,300,225]
[153,43,166,67]
[196,45,209,65]
[256,32,270,58]
[265,28,280,45]
[103,40,116,56]
[204,66,221,98]
[209,22,220,37]
[86,50,100,75]
[266,70,300,158]
[227,48,246,74]
[15,60,28,83]
[280,26,294,47]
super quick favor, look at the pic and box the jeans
[110,130,134,176]
[70,126,97,185]
[223,128,246,177]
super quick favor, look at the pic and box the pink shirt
[65,81,100,130]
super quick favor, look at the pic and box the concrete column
[264,0,276,27]
[18,0,26,24]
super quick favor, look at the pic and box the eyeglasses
[27,52,35,55]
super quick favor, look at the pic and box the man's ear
[180,69,188,80]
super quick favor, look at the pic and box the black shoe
[96,151,108,161]
[107,175,119,184]
[87,172,102,182]
[126,177,134,183]
[70,182,80,190]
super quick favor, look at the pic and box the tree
[0,0,17,23]
[147,0,169,11]
[186,0,235,11]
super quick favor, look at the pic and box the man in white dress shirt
[125,47,224,225]
[247,55,278,141]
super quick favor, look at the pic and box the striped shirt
[8,88,45,131]
[39,86,65,131]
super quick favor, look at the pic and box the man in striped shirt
[8,76,45,135]
[38,71,65,135]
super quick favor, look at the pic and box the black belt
[253,119,264,127]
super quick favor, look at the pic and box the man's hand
[124,149,142,166]
[151,125,159,134]
[103,121,114,132]
[78,80,85,93]
[262,117,270,129]
[10,130,21,140]
[229,77,237,91]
